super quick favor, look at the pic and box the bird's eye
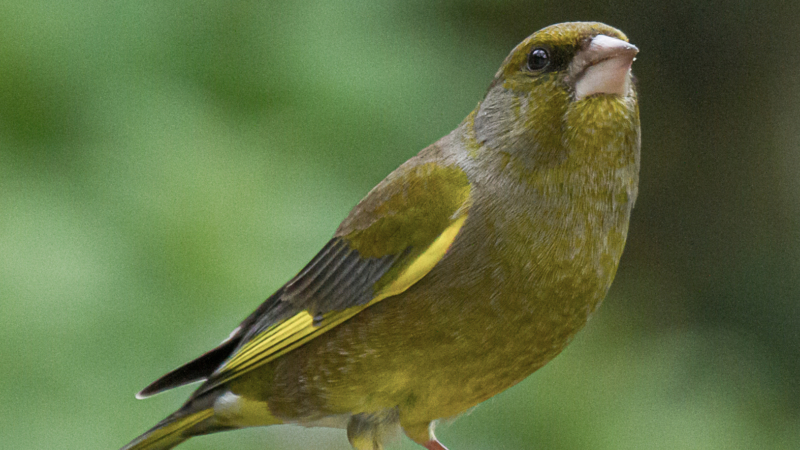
[527,48,550,71]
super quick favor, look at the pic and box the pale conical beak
[572,34,638,100]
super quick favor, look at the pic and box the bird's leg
[422,439,449,450]
[403,421,449,450]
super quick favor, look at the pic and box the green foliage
[1,1,798,449]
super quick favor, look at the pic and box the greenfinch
[121,21,640,450]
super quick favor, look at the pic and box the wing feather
[167,160,472,398]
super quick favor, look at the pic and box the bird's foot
[423,439,449,450]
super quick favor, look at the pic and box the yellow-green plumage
[121,21,640,450]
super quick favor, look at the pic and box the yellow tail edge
[120,408,214,450]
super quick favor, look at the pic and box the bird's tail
[120,407,214,450]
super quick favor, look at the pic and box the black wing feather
[138,238,404,397]
[234,238,403,347]
[136,337,239,398]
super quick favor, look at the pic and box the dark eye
[527,48,550,71]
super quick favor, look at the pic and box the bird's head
[473,22,639,169]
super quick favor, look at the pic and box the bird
[120,21,640,450]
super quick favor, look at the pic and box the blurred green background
[2,1,798,449]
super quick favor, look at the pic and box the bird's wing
[192,160,472,394]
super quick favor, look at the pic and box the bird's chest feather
[432,167,634,366]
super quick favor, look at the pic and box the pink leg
[403,421,449,450]
[423,439,449,450]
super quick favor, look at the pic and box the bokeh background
[2,1,798,449]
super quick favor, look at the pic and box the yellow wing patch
[373,214,467,301]
[214,215,468,385]
[222,311,315,375]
